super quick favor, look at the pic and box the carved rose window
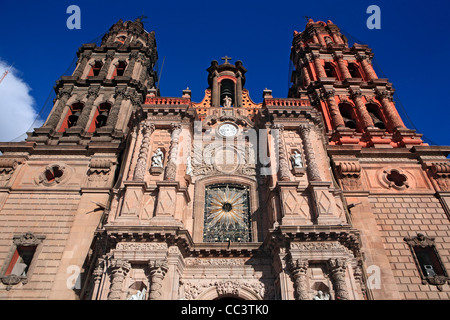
[203,184,251,243]
[381,168,409,190]
[36,164,67,187]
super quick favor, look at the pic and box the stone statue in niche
[313,290,330,300]
[223,95,232,108]
[290,150,303,168]
[128,288,147,300]
[151,148,164,168]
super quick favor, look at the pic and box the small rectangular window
[5,246,36,277]
[0,232,45,290]
[404,233,449,291]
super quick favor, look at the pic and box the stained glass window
[203,184,251,242]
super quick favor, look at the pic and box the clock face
[218,123,238,137]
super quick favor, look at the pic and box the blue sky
[0,0,449,146]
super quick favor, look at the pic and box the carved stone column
[350,89,375,129]
[74,86,100,130]
[138,55,151,84]
[91,261,104,300]
[73,51,92,78]
[289,258,309,300]
[301,63,311,87]
[124,51,139,78]
[108,259,131,300]
[45,86,73,129]
[105,86,127,128]
[322,89,345,129]
[98,51,115,79]
[328,258,349,300]
[334,54,352,79]
[148,259,169,300]
[164,123,182,181]
[357,54,377,81]
[298,123,321,181]
[376,89,405,129]
[271,124,290,182]
[312,53,327,79]
[133,122,155,181]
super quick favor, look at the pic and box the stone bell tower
[0,18,158,299]
[289,19,450,299]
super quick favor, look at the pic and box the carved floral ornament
[183,279,268,300]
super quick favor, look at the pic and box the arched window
[324,62,337,78]
[203,184,251,242]
[59,103,83,132]
[220,79,235,107]
[112,61,127,78]
[88,61,103,77]
[338,103,357,129]
[88,102,111,132]
[348,62,363,79]
[366,103,386,130]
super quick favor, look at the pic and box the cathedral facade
[0,18,449,300]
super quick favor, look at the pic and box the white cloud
[0,59,42,142]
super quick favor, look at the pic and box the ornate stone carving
[164,123,182,181]
[35,163,70,187]
[0,158,19,185]
[336,161,362,191]
[13,232,45,247]
[148,258,169,300]
[216,280,240,296]
[107,259,131,300]
[328,258,349,300]
[429,162,450,191]
[271,124,290,181]
[288,258,309,300]
[298,123,321,181]
[87,159,112,187]
[133,122,155,181]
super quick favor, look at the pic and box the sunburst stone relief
[203,184,251,242]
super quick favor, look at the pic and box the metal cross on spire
[221,56,232,64]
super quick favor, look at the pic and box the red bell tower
[289,19,423,148]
